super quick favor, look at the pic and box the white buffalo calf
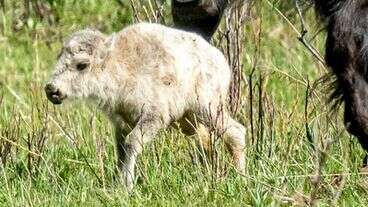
[45,23,246,190]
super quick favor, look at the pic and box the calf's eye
[76,63,89,71]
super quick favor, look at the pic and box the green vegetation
[0,0,367,206]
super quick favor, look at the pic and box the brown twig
[294,0,325,65]
[265,0,325,66]
[304,79,314,149]
[129,0,142,23]
[219,1,250,115]
[249,16,262,146]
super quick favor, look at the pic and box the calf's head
[45,29,111,104]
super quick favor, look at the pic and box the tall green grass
[0,0,367,206]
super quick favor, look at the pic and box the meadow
[0,0,367,206]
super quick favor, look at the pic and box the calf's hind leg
[222,116,246,174]
[198,108,246,174]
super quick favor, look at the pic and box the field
[1,0,368,206]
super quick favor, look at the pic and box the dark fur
[312,0,368,150]
[172,0,368,151]
[171,0,228,40]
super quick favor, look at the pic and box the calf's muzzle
[44,83,66,105]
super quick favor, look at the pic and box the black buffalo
[172,0,368,153]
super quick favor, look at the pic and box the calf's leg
[198,107,246,174]
[115,114,164,191]
[222,116,246,174]
[115,123,130,173]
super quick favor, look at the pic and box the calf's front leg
[115,114,164,191]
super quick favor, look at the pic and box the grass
[0,0,368,206]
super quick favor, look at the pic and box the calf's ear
[96,34,117,64]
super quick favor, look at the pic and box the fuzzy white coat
[45,23,246,191]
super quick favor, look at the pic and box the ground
[0,0,367,206]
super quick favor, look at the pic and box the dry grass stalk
[129,0,166,24]
[0,109,21,168]
[309,137,335,206]
[216,1,251,115]
[91,113,107,189]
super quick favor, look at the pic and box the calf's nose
[44,83,65,104]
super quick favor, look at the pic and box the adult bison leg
[342,74,368,152]
[172,0,228,40]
